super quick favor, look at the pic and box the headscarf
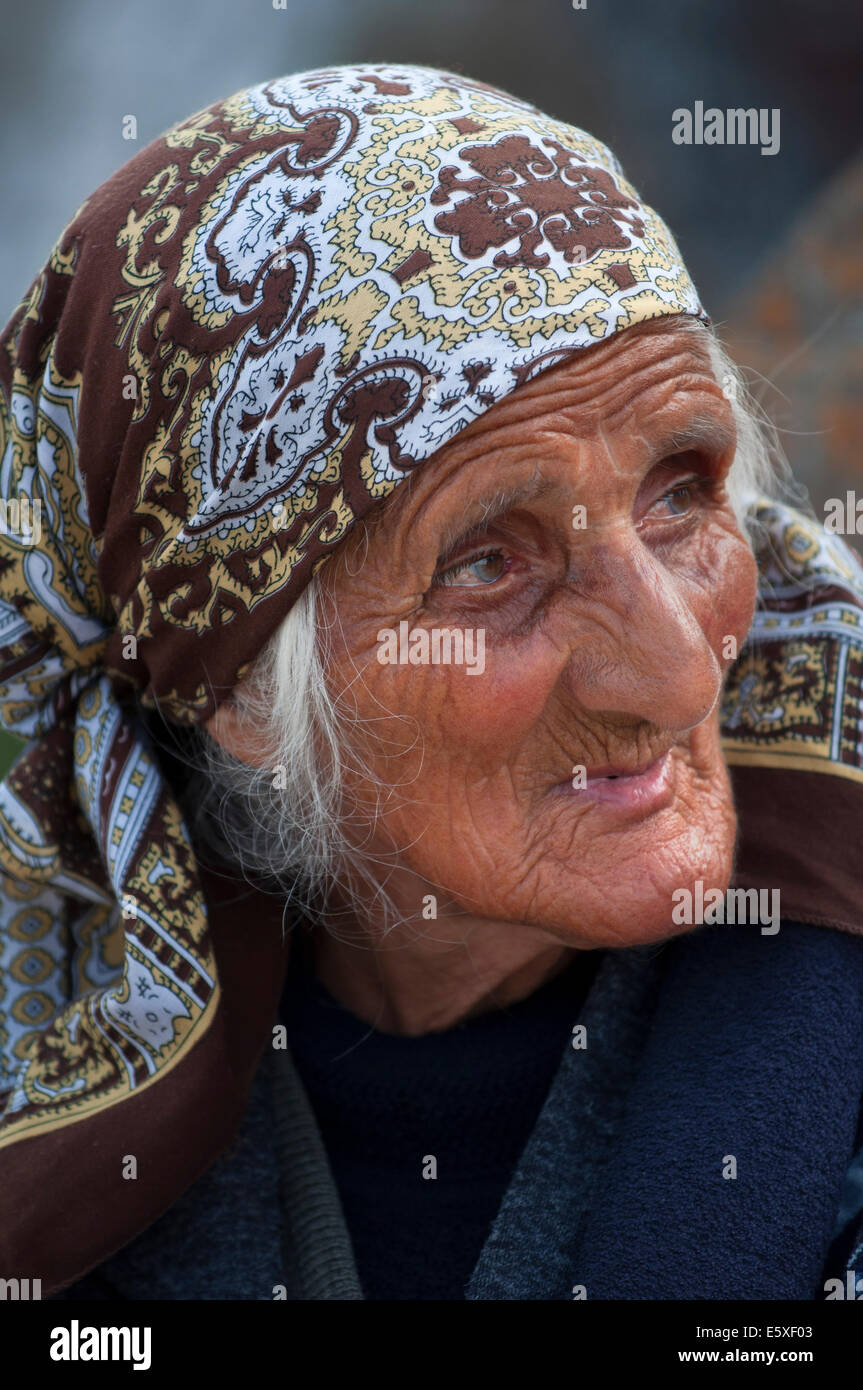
[0,63,861,1291]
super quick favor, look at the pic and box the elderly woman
[2,65,863,1304]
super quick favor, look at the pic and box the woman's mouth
[555,750,676,816]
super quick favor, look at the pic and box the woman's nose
[560,540,722,734]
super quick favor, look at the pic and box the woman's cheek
[430,631,561,749]
[692,525,758,667]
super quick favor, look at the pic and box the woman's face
[319,321,759,950]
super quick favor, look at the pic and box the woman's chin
[559,907,712,951]
[531,851,738,951]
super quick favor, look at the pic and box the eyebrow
[433,469,556,564]
[646,412,736,464]
[431,410,734,565]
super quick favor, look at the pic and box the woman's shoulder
[49,1053,284,1302]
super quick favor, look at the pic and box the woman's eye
[435,549,508,587]
[650,479,702,520]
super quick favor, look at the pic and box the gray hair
[180,318,805,928]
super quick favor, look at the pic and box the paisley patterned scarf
[0,63,861,1291]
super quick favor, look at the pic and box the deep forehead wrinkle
[496,331,716,430]
[596,351,722,433]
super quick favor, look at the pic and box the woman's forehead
[373,326,734,534]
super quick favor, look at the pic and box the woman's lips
[556,750,675,816]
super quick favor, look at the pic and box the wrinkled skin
[208,319,759,1033]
